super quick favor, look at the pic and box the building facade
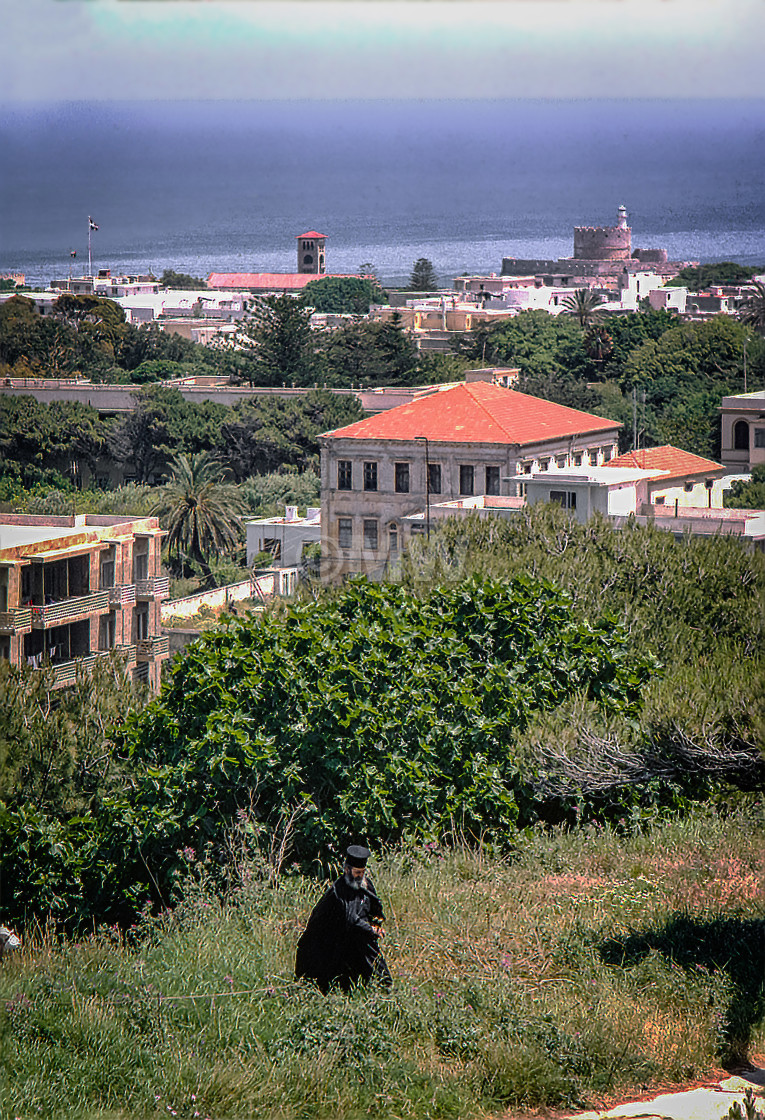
[719,390,765,472]
[319,380,621,580]
[0,514,169,690]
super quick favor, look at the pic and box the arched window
[303,254,314,266]
[734,420,749,451]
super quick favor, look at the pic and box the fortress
[502,206,683,281]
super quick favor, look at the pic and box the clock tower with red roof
[296,231,327,275]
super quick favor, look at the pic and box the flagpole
[88,217,92,277]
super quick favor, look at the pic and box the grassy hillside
[2,807,763,1120]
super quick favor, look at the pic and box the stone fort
[502,206,678,279]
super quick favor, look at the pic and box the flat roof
[0,525,80,550]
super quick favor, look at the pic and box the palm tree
[153,452,246,570]
[583,325,614,365]
[739,280,765,336]
[562,288,604,329]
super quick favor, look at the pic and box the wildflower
[224,975,234,986]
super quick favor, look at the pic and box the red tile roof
[608,445,724,477]
[296,231,327,240]
[324,381,621,445]
[207,272,352,291]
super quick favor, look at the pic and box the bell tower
[296,231,327,275]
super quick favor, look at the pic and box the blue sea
[1,99,763,288]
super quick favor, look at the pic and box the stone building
[319,379,621,580]
[0,514,169,691]
[719,390,765,472]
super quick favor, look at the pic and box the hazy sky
[4,0,765,102]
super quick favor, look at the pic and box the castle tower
[296,231,327,275]
[573,207,631,261]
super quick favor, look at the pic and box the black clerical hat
[346,845,370,868]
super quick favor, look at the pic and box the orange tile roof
[296,231,327,239]
[207,272,352,291]
[325,381,621,445]
[608,445,724,477]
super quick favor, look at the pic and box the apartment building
[319,379,621,580]
[0,514,169,691]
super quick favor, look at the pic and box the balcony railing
[31,591,110,629]
[0,606,33,634]
[50,651,108,688]
[108,584,136,607]
[135,576,170,601]
[136,634,170,661]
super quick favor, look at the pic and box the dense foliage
[301,275,386,314]
[725,464,765,509]
[665,262,763,288]
[455,308,764,457]
[1,504,763,931]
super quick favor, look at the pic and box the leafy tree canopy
[725,464,765,510]
[121,574,656,878]
[665,263,763,289]
[231,294,318,387]
[159,269,208,290]
[301,276,387,315]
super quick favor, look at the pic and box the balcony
[0,606,33,634]
[50,651,108,689]
[108,584,136,607]
[31,591,110,629]
[135,576,170,601]
[136,634,170,661]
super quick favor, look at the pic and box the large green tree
[232,294,318,387]
[301,276,386,314]
[408,258,439,291]
[108,386,227,483]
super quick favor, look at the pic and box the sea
[1,99,764,288]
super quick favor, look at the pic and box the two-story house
[0,514,170,691]
[319,379,622,580]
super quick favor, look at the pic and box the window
[262,538,282,561]
[337,460,353,490]
[485,465,500,495]
[99,612,116,651]
[99,548,115,589]
[363,520,378,551]
[683,482,694,493]
[133,539,149,582]
[555,456,567,469]
[337,518,352,550]
[733,420,749,451]
[572,453,583,467]
[394,462,410,493]
[427,463,442,494]
[602,446,613,462]
[135,608,149,641]
[363,461,378,491]
[549,490,577,510]
[654,496,665,505]
[539,458,550,472]
[459,465,474,496]
[389,525,399,554]
[522,462,532,475]
[587,450,597,466]
[755,428,765,448]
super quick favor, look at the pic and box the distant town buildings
[0,514,169,691]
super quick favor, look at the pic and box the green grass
[1,805,763,1120]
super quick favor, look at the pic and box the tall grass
[1,805,763,1120]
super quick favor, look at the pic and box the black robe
[295,874,392,993]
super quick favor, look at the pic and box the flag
[70,250,77,258]
[89,217,99,231]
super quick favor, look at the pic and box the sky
[3,0,765,102]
